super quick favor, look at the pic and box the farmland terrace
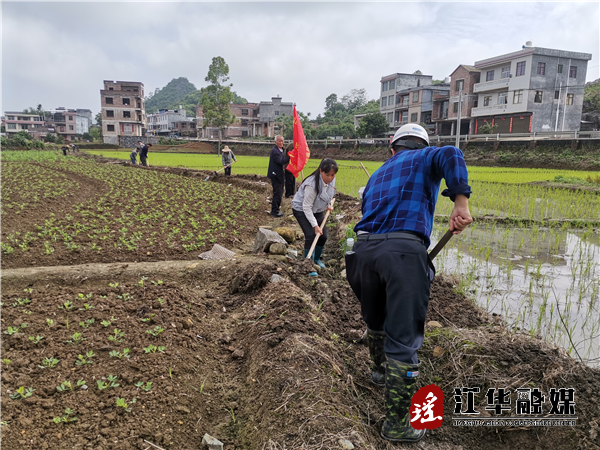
[1,151,599,450]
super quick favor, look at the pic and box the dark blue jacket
[267,145,290,181]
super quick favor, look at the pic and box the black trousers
[345,235,435,364]
[270,178,284,214]
[285,170,296,198]
[293,209,326,250]
[140,155,148,166]
[224,166,232,176]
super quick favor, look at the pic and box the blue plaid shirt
[355,145,471,247]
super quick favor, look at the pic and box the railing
[473,78,510,93]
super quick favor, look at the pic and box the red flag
[286,105,310,178]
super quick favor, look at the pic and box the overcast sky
[2,1,598,120]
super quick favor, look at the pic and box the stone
[340,269,346,278]
[269,243,288,255]
[253,228,288,253]
[175,405,190,414]
[296,231,305,240]
[273,227,296,244]
[287,248,298,258]
[433,346,444,358]
[338,439,355,449]
[270,274,283,283]
[202,433,223,450]
[427,321,443,328]
[268,255,288,262]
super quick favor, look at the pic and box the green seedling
[143,345,165,353]
[4,327,19,335]
[29,335,44,344]
[156,298,164,306]
[59,300,75,311]
[118,293,132,302]
[141,313,155,323]
[108,328,125,343]
[79,303,94,311]
[109,348,131,359]
[56,380,73,392]
[135,381,152,392]
[167,363,173,380]
[20,323,28,329]
[97,375,120,390]
[150,280,163,285]
[22,310,33,315]
[75,351,95,365]
[108,282,119,288]
[39,357,59,369]
[10,387,35,399]
[23,288,33,294]
[146,326,164,337]
[53,408,77,424]
[65,332,86,345]
[138,276,148,287]
[2,359,11,366]
[0,420,11,426]
[79,319,95,328]
[46,318,54,327]
[116,397,136,412]
[77,293,93,301]
[12,297,31,307]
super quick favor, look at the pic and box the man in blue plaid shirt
[346,123,472,443]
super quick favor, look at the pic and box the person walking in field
[345,124,472,443]
[221,146,237,176]
[292,158,337,272]
[267,135,290,217]
[130,147,139,165]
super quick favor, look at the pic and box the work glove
[358,187,365,200]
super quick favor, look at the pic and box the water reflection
[431,222,600,368]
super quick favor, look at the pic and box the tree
[89,126,102,141]
[275,110,313,140]
[81,132,93,141]
[95,112,102,127]
[412,70,423,75]
[356,112,389,138]
[341,88,368,112]
[201,56,236,154]
[478,122,498,134]
[232,91,248,105]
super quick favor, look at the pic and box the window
[513,90,523,104]
[394,111,400,122]
[137,101,141,108]
[388,95,394,105]
[412,91,419,102]
[411,112,418,122]
[123,98,130,105]
[558,64,563,74]
[453,102,458,113]
[381,97,387,107]
[387,112,393,122]
[382,81,388,92]
[68,115,73,120]
[484,96,492,107]
[138,115,142,121]
[123,111,131,118]
[534,91,543,103]
[401,111,408,123]
[7,123,16,129]
[516,61,526,77]
[569,66,577,78]
[537,62,546,75]
[473,100,478,108]
[501,67,511,78]
[498,93,508,104]
[275,111,280,115]
[107,124,115,131]
[455,79,464,91]
[566,94,574,105]
[108,87,114,90]
[241,109,248,116]
[241,119,248,125]
[69,125,74,130]
[59,127,65,132]
[106,110,114,118]
[389,79,395,89]
[7,115,15,120]
[486,70,494,82]
[106,98,113,104]
[555,91,560,100]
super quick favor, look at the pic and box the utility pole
[455,85,463,148]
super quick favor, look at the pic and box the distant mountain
[583,78,600,129]
[145,77,248,117]
[145,77,198,116]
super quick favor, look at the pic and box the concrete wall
[119,135,159,148]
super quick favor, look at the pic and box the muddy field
[1,157,599,450]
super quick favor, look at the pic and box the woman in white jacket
[292,158,338,269]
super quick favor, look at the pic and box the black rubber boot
[366,328,386,385]
[381,358,426,442]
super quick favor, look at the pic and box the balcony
[471,104,510,117]
[473,78,510,93]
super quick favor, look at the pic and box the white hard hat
[390,123,430,148]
